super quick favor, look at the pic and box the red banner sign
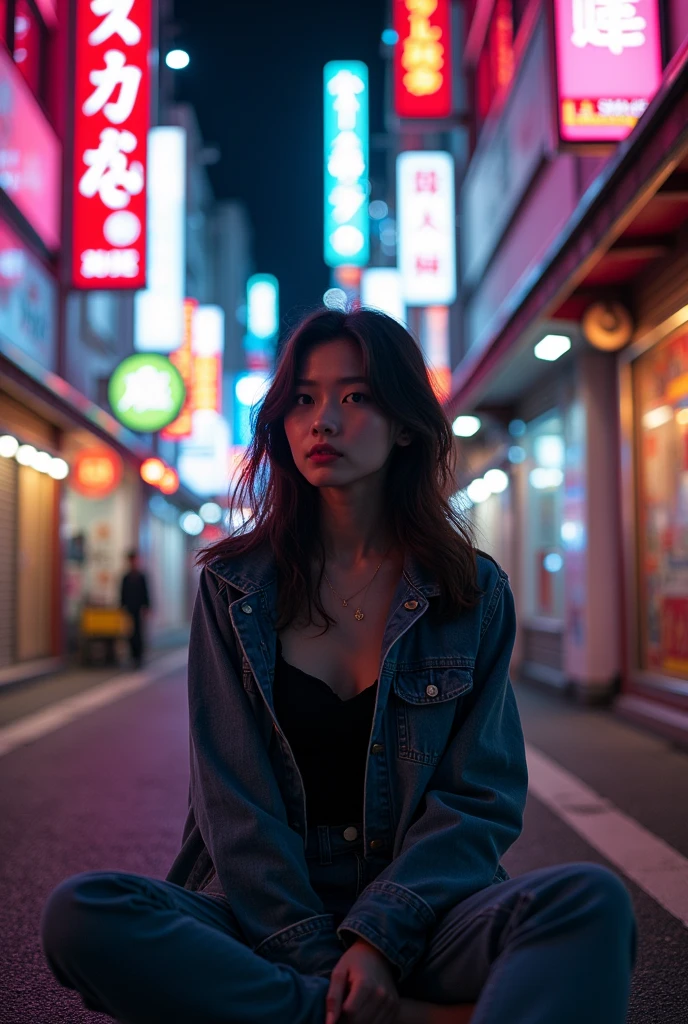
[553,0,663,143]
[394,0,452,119]
[72,0,151,288]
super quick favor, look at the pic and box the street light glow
[166,49,190,70]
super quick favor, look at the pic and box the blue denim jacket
[166,543,527,982]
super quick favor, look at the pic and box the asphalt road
[0,660,686,1023]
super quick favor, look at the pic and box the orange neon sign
[71,447,123,498]
[394,0,452,117]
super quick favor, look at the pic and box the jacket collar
[207,539,441,599]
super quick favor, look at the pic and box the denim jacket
[166,543,528,982]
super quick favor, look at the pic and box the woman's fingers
[325,968,348,1024]
[342,981,397,1024]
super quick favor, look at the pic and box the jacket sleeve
[337,571,527,982]
[186,567,345,976]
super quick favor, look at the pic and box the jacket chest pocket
[392,665,473,766]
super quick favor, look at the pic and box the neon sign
[72,0,151,287]
[323,60,369,268]
[553,0,663,143]
[393,0,452,118]
[397,151,456,306]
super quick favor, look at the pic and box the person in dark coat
[120,550,150,667]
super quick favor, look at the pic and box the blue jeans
[41,821,636,1024]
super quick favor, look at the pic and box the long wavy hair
[198,307,482,630]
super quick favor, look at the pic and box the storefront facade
[452,0,688,743]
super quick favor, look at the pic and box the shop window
[14,0,44,98]
[522,413,565,621]
[634,327,688,679]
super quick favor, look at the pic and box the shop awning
[447,39,688,415]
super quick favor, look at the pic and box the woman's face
[283,337,410,489]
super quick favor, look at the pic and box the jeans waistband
[304,822,364,864]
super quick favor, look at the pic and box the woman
[41,308,636,1024]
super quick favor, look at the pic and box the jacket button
[343,826,358,841]
[371,743,384,755]
[241,603,253,614]
[425,684,439,697]
[369,839,384,850]
[404,600,418,610]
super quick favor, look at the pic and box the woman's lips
[308,452,342,464]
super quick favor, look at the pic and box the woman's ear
[395,427,413,447]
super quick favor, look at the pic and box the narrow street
[0,659,686,1023]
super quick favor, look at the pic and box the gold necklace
[323,552,388,622]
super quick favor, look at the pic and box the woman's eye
[345,392,368,404]
[294,394,312,405]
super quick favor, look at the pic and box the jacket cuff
[337,880,436,982]
[254,914,344,977]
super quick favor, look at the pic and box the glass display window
[634,326,688,679]
[522,411,565,621]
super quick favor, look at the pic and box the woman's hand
[326,938,399,1024]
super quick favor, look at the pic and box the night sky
[172,0,388,329]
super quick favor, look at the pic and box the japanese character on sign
[420,212,440,230]
[79,127,144,210]
[570,0,646,56]
[83,49,142,124]
[415,170,439,193]
[88,0,141,46]
[118,365,175,413]
[328,183,367,224]
[402,0,445,97]
[327,68,365,130]
[416,256,439,274]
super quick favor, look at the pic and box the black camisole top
[273,637,378,826]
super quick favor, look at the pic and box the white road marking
[526,742,688,928]
[0,649,188,758]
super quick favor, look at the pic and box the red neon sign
[394,0,452,119]
[553,0,663,143]
[72,447,123,498]
[72,0,151,288]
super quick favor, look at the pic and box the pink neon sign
[553,0,663,143]
[72,0,151,289]
[0,45,61,250]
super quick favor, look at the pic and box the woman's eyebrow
[295,376,368,386]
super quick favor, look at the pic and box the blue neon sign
[323,61,369,268]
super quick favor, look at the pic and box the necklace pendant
[354,608,364,621]
[342,600,348,607]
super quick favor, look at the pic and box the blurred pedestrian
[41,308,635,1024]
[120,550,150,668]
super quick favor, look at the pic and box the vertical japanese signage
[324,60,369,268]
[72,0,151,288]
[553,0,663,143]
[397,151,456,306]
[393,0,452,118]
[134,126,186,351]
[160,298,197,441]
[245,273,279,368]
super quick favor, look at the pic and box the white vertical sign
[361,268,407,325]
[397,151,456,306]
[134,127,186,352]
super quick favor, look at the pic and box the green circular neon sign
[108,354,186,432]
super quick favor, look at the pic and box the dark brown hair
[199,307,482,629]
